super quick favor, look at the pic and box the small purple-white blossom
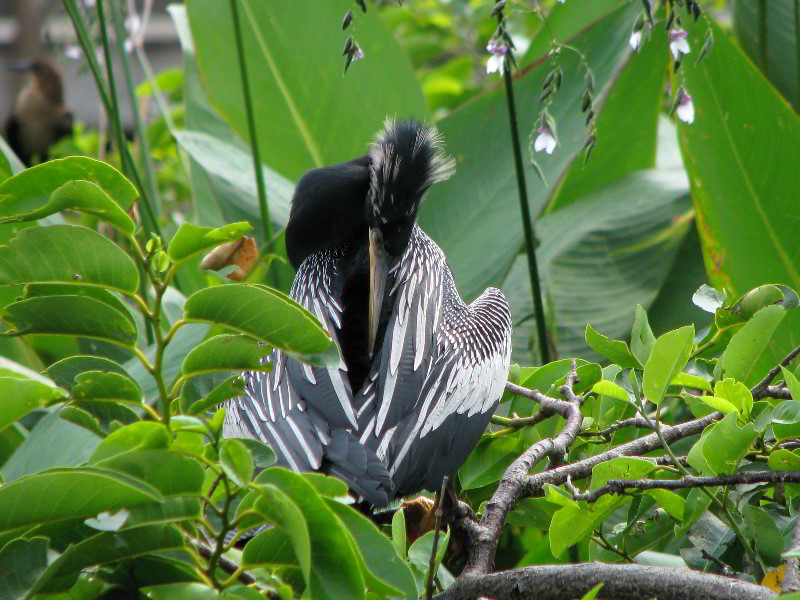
[64,45,82,61]
[486,38,508,75]
[534,124,557,154]
[629,30,642,51]
[676,88,694,124]
[669,28,690,60]
[353,45,365,61]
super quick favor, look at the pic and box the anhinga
[225,120,513,507]
[4,58,73,166]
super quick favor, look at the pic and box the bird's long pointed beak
[368,227,389,358]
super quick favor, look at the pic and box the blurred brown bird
[4,58,73,165]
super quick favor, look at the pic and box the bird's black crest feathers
[368,119,455,224]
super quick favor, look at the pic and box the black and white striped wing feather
[356,226,512,495]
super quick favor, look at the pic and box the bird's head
[9,58,64,104]
[365,119,455,356]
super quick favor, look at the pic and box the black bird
[4,58,73,166]
[224,120,512,507]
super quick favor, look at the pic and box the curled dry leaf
[200,236,259,281]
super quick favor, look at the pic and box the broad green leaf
[1,412,100,483]
[0,180,135,234]
[45,355,130,389]
[187,0,425,181]
[94,449,205,496]
[30,525,185,594]
[327,500,417,600]
[700,413,758,475]
[644,489,685,521]
[631,304,657,366]
[734,0,799,109]
[3,294,137,346]
[219,438,253,487]
[591,380,632,404]
[589,457,656,491]
[507,170,690,363]
[769,449,800,471]
[0,468,162,533]
[167,221,252,263]
[670,372,712,392]
[688,394,738,417]
[678,16,800,382]
[71,371,142,404]
[722,305,786,386]
[459,435,521,490]
[0,224,139,293]
[407,529,450,594]
[253,468,365,600]
[0,157,138,218]
[742,505,783,566]
[90,422,170,463]
[0,536,50,598]
[182,334,271,377]
[136,67,184,97]
[184,374,245,416]
[183,284,332,358]
[643,326,694,405]
[506,497,558,530]
[0,362,67,430]
[772,400,800,442]
[580,583,606,600]
[420,3,647,302]
[692,284,726,314]
[549,24,668,210]
[392,505,407,559]
[173,131,293,228]
[143,583,219,600]
[713,379,753,420]
[781,366,800,401]
[585,325,640,368]
[302,472,348,498]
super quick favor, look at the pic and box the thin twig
[426,475,450,600]
[752,344,800,397]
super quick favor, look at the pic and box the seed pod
[344,52,354,73]
[581,90,592,113]
[665,11,675,31]
[552,69,562,91]
[491,0,506,18]
[343,35,353,56]
[542,70,555,90]
[641,0,653,26]
[342,9,353,30]
[695,31,713,65]
[692,1,701,20]
[355,0,367,13]
[585,110,594,125]
[673,56,682,72]
[539,87,552,103]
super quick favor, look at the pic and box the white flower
[353,46,365,61]
[534,124,557,154]
[125,14,142,35]
[676,88,694,124]
[669,28,690,60]
[82,0,96,7]
[64,45,82,60]
[629,30,642,51]
[486,38,508,75]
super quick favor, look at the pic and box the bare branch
[570,470,800,503]
[578,415,653,438]
[753,384,792,400]
[752,344,800,398]
[436,563,777,600]
[185,535,261,588]
[462,361,584,576]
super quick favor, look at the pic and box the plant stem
[229,0,273,258]
[498,13,550,364]
[109,0,161,230]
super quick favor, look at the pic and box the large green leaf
[2,294,138,346]
[643,326,695,405]
[183,284,332,358]
[0,225,139,294]
[678,16,800,380]
[504,170,690,363]
[45,355,130,389]
[167,221,252,263]
[419,3,645,302]
[0,468,162,533]
[0,536,50,598]
[182,334,271,378]
[30,525,185,594]
[1,411,100,482]
[734,0,800,110]
[94,449,205,497]
[173,131,294,228]
[0,156,138,217]
[722,304,788,386]
[0,357,67,431]
[187,0,426,181]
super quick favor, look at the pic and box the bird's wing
[284,249,360,430]
[355,228,512,483]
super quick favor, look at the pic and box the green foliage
[0,0,797,598]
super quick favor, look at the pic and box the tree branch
[462,361,584,576]
[751,344,800,398]
[753,384,792,400]
[570,470,800,503]
[435,563,777,600]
